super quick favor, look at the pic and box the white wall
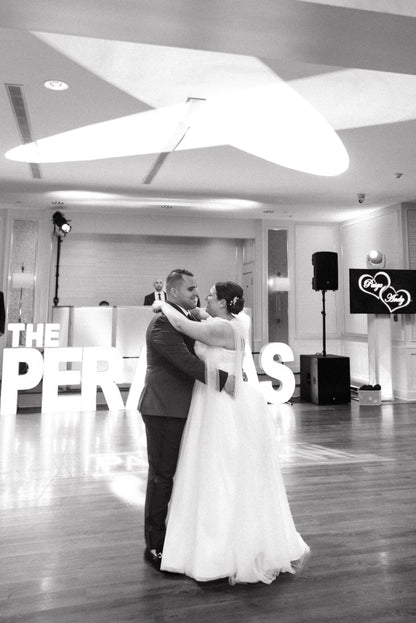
[47,210,257,307]
[68,211,256,239]
[4,203,416,399]
[56,233,245,307]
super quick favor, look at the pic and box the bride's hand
[223,374,235,398]
[152,300,164,313]
[190,307,210,320]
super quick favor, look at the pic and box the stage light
[366,249,386,268]
[52,211,72,307]
[52,211,72,236]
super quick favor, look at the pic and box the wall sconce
[269,276,291,292]
[52,211,72,306]
[366,249,386,269]
[11,265,34,323]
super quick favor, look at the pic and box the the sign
[349,269,416,314]
[0,324,296,415]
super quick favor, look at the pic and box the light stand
[52,211,71,307]
[53,233,63,307]
[321,289,327,357]
[311,251,338,357]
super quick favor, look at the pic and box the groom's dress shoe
[144,547,163,571]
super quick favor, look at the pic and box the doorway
[267,229,289,344]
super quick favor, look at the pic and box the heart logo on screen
[379,286,411,313]
[358,271,411,312]
[358,272,390,299]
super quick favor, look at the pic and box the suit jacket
[143,291,167,306]
[138,304,227,418]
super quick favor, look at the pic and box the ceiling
[2,0,416,222]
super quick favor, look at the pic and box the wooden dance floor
[0,401,415,622]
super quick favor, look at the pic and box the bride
[159,281,309,584]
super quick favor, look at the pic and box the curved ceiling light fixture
[5,35,349,177]
[44,190,261,212]
[5,90,349,176]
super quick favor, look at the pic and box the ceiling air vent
[5,83,41,179]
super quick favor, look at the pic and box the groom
[139,269,233,571]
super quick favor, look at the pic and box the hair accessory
[231,296,239,305]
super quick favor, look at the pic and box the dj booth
[51,305,155,384]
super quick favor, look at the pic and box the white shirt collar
[176,304,191,316]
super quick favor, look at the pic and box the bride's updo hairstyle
[215,281,245,315]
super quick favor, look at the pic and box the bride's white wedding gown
[160,316,309,584]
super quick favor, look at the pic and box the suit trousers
[141,414,186,552]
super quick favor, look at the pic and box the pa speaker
[300,355,350,404]
[311,355,350,404]
[312,251,338,291]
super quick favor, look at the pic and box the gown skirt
[160,337,310,584]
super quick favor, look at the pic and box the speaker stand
[321,289,327,356]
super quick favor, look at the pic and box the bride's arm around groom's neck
[189,306,209,321]
[161,303,234,349]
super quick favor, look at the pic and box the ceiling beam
[1,0,416,75]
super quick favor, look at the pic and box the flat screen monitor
[349,269,416,314]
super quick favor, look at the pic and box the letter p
[0,348,44,415]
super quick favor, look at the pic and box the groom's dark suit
[139,303,227,556]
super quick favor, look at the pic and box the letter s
[259,342,295,404]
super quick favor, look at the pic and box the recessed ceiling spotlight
[394,172,403,179]
[43,80,69,91]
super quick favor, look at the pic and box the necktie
[157,293,161,300]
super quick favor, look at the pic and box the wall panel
[56,233,244,307]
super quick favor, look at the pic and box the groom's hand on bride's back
[223,374,235,397]
[223,369,248,397]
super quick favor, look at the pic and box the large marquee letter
[0,348,44,415]
[125,347,147,410]
[81,347,125,411]
[259,342,295,404]
[42,347,83,412]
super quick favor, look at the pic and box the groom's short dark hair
[166,269,194,291]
